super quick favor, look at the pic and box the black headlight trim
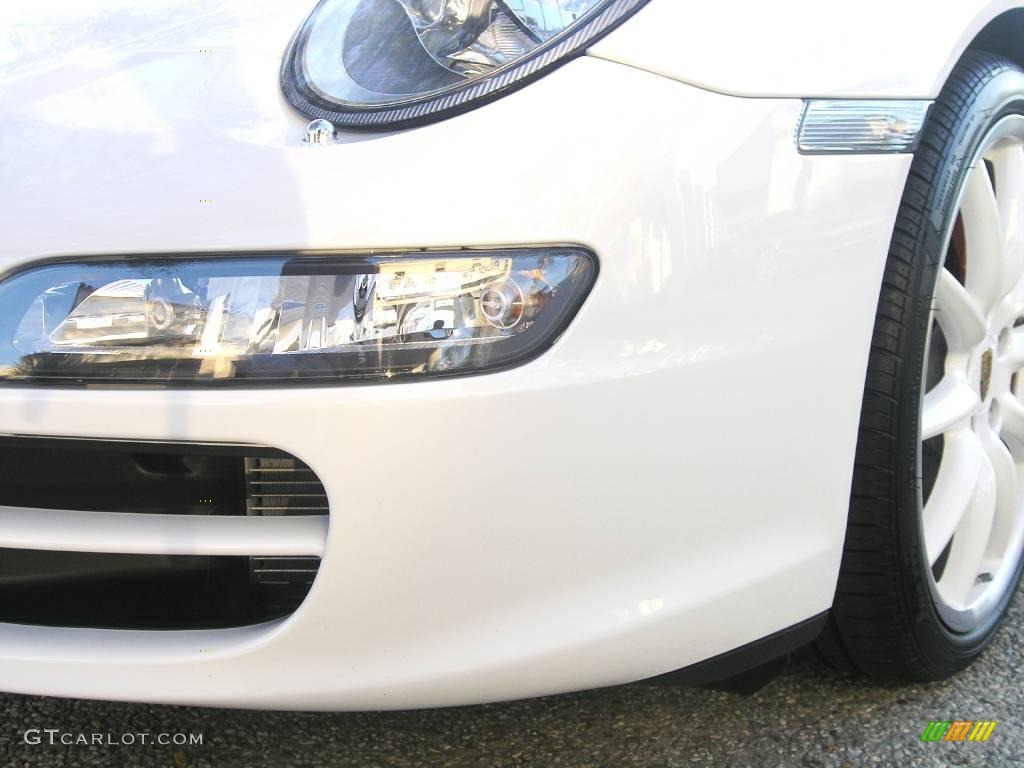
[280,0,652,131]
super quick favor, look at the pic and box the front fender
[589,0,1024,98]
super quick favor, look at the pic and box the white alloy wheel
[922,117,1024,632]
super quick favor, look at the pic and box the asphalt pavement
[1,592,1021,768]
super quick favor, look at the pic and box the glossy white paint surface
[0,507,328,556]
[0,2,915,707]
[592,0,1024,98]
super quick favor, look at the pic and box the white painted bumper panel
[0,507,328,557]
[0,4,911,708]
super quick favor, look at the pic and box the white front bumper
[0,5,911,708]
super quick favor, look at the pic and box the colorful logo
[921,721,997,742]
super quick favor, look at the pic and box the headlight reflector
[0,249,595,386]
[281,0,650,128]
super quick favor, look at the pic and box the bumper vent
[244,457,326,610]
[0,438,329,630]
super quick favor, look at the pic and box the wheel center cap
[980,348,995,401]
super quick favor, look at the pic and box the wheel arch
[968,8,1024,71]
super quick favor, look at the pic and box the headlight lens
[0,249,595,386]
[281,0,650,129]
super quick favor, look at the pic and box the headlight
[281,0,650,129]
[0,249,595,386]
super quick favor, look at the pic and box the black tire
[819,50,1024,681]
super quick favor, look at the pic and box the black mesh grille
[244,457,326,607]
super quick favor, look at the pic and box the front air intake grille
[244,457,326,609]
[245,457,329,515]
[0,438,329,630]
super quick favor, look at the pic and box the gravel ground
[1,592,1021,768]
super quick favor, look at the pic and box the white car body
[0,0,1020,709]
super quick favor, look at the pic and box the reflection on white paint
[615,598,665,624]
[638,598,664,616]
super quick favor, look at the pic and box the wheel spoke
[937,446,998,605]
[998,393,1024,447]
[982,433,1020,562]
[991,144,1024,298]
[934,268,988,351]
[1006,328,1024,365]
[961,163,1006,313]
[924,429,986,565]
[922,376,980,440]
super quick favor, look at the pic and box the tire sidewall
[902,62,1024,667]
